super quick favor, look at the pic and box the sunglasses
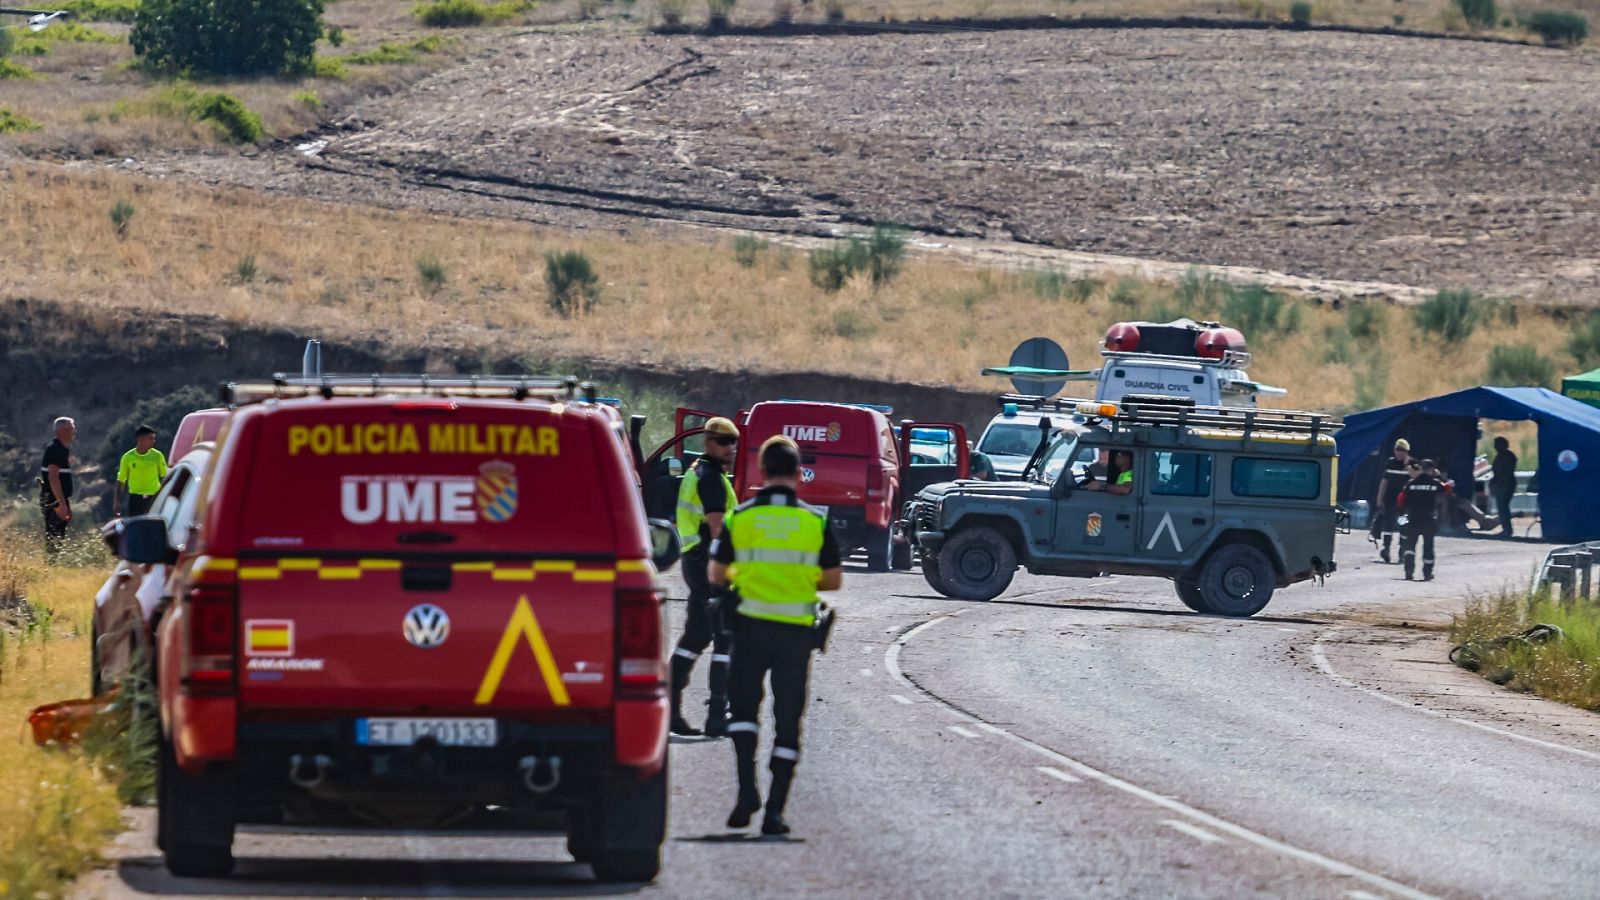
[710,434,739,447]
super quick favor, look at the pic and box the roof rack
[221,374,596,406]
[1080,397,1341,440]
[996,393,1080,412]
[776,398,895,415]
[1101,349,1253,370]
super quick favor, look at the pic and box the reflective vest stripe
[734,548,822,566]
[739,598,821,624]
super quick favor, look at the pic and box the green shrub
[0,108,42,134]
[1174,267,1228,314]
[1108,277,1143,308]
[313,56,350,79]
[414,0,519,26]
[61,0,141,22]
[325,23,346,46]
[1452,0,1495,28]
[294,89,322,109]
[733,233,766,267]
[807,238,871,293]
[822,0,845,21]
[1289,0,1311,23]
[110,199,135,237]
[132,0,323,76]
[1524,10,1588,45]
[864,224,906,288]
[707,0,735,28]
[1412,289,1486,344]
[830,308,876,340]
[234,253,258,284]
[1344,301,1388,339]
[545,250,599,316]
[417,256,448,293]
[1353,350,1387,409]
[1485,343,1555,387]
[188,91,262,143]
[344,37,446,65]
[0,59,41,80]
[0,27,12,56]
[1221,284,1299,337]
[1568,312,1600,369]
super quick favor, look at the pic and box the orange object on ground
[28,692,117,747]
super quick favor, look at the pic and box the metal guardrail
[1538,541,1600,602]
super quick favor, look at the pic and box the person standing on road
[669,417,741,737]
[114,425,168,518]
[39,416,77,558]
[711,436,843,836]
[1490,436,1518,539]
[1370,438,1412,563]
[1397,458,1444,581]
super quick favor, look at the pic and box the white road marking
[977,723,1009,735]
[889,694,914,705]
[1276,627,1299,633]
[948,725,980,739]
[1162,819,1226,844]
[1036,766,1082,784]
[1312,628,1600,763]
[888,615,1437,900]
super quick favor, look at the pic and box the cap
[1394,438,1411,451]
[1420,458,1437,469]
[705,417,738,437]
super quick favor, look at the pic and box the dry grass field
[2,163,1590,414]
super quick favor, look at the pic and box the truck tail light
[185,582,237,695]
[617,588,664,696]
[866,466,886,502]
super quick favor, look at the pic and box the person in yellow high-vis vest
[670,417,741,737]
[710,436,843,836]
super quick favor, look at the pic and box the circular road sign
[1008,337,1071,396]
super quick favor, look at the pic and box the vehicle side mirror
[100,519,123,555]
[119,515,174,565]
[648,519,682,572]
[666,458,685,478]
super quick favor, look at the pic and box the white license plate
[357,717,498,748]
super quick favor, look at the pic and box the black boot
[727,732,762,828]
[669,652,701,736]
[1380,541,1392,564]
[1423,567,1434,582]
[704,656,730,737]
[762,758,796,836]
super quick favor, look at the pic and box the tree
[132,0,325,76]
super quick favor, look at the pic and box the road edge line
[887,614,1438,900]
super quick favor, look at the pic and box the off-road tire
[157,736,236,877]
[936,527,1017,601]
[890,538,913,570]
[589,763,666,882]
[1174,578,1210,613]
[566,807,596,864]
[920,554,952,596]
[865,525,892,572]
[1195,543,1275,617]
[591,847,661,883]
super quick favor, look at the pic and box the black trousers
[1369,507,1395,548]
[670,551,730,713]
[128,493,157,517]
[1493,486,1516,537]
[1400,518,1437,577]
[727,615,814,814]
[41,496,69,557]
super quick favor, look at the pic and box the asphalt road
[79,532,1599,899]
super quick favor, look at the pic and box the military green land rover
[900,398,1343,617]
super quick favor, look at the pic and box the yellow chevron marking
[533,560,577,573]
[318,567,362,580]
[474,595,570,707]
[490,569,536,582]
[452,561,496,572]
[573,570,617,583]
[278,558,322,571]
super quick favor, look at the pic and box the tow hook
[518,755,562,794]
[288,753,333,789]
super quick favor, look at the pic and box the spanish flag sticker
[246,619,294,657]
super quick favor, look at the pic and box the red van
[637,401,968,570]
[170,408,231,461]
[119,376,679,883]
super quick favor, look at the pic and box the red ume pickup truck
[118,376,680,883]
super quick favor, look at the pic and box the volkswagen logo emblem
[800,467,816,483]
[403,604,450,649]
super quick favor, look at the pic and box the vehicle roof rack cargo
[1079,397,1342,440]
[1099,349,1253,370]
[221,374,596,406]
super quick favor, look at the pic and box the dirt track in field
[149,28,1600,300]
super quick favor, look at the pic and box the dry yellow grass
[0,162,1589,413]
[0,540,124,900]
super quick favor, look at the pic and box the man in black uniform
[1490,436,1518,539]
[669,417,741,737]
[39,416,77,559]
[1398,459,1444,581]
[1370,438,1412,563]
[711,436,843,836]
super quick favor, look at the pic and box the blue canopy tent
[1335,387,1600,542]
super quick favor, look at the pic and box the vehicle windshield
[979,422,1043,458]
[1032,434,1082,485]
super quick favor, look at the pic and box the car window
[979,423,1041,458]
[168,467,207,547]
[1153,451,1213,497]
[1033,435,1082,485]
[1232,457,1320,500]
[153,466,192,526]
